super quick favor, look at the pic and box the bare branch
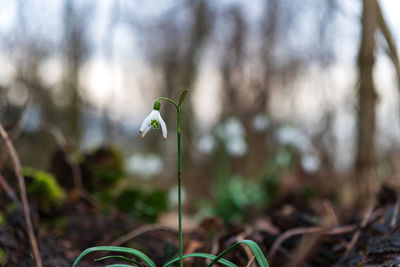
[42,123,83,191]
[0,172,18,202]
[269,207,384,261]
[391,196,400,228]
[109,224,178,247]
[268,225,356,260]
[0,123,42,267]
[376,1,400,87]
[344,205,374,256]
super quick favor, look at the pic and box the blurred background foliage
[1,0,400,224]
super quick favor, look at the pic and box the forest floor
[2,185,400,267]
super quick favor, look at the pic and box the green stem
[157,97,179,111]
[158,95,184,267]
[177,110,183,267]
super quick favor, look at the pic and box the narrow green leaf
[105,264,137,267]
[95,255,144,267]
[207,240,269,267]
[162,252,237,267]
[178,89,189,108]
[72,246,156,267]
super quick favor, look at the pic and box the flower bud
[153,101,161,110]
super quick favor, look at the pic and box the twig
[323,200,338,226]
[42,124,83,191]
[275,246,314,267]
[109,224,178,247]
[237,228,256,267]
[41,123,135,221]
[377,0,400,87]
[344,205,374,256]
[286,228,328,267]
[82,224,178,263]
[376,0,400,126]
[209,232,221,264]
[0,172,18,202]
[41,124,138,225]
[268,225,356,260]
[286,214,336,267]
[0,94,31,172]
[0,119,23,172]
[245,256,255,267]
[0,123,42,267]
[269,207,384,260]
[391,196,400,228]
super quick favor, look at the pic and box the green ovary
[151,119,160,129]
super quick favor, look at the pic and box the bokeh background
[1,0,400,224]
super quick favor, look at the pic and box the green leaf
[105,264,137,267]
[178,89,189,108]
[162,253,237,267]
[207,240,269,267]
[95,255,144,267]
[72,246,156,267]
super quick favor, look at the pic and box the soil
[2,187,400,266]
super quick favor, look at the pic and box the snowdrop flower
[139,101,167,140]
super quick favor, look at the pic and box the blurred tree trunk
[221,6,246,117]
[376,2,400,121]
[218,6,248,175]
[102,1,120,144]
[145,0,214,189]
[63,0,86,145]
[258,0,280,113]
[181,0,212,162]
[245,0,280,174]
[159,0,213,160]
[355,0,378,201]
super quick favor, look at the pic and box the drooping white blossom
[139,110,167,140]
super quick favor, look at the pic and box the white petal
[139,111,154,133]
[152,110,161,118]
[157,112,167,140]
[141,125,152,138]
[140,110,158,132]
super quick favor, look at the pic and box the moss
[116,188,169,223]
[0,248,6,266]
[23,167,66,212]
